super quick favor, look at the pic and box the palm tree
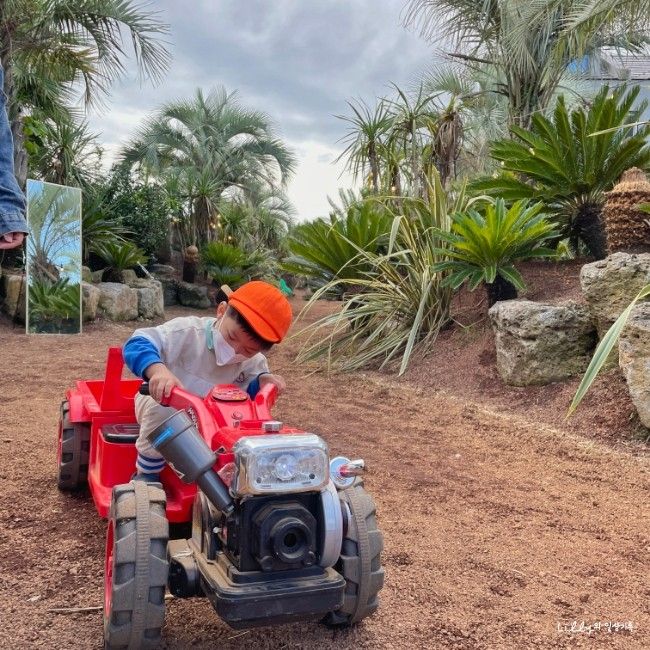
[420,65,508,176]
[121,87,296,247]
[384,85,437,197]
[336,99,391,194]
[28,114,102,187]
[403,0,650,129]
[0,0,171,186]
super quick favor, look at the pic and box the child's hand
[145,363,184,403]
[259,373,286,394]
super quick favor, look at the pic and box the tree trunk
[368,143,379,194]
[485,275,518,307]
[573,202,607,260]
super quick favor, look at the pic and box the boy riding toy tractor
[57,346,384,648]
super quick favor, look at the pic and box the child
[123,280,292,482]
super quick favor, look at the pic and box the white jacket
[131,315,269,397]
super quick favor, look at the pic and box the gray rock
[81,282,100,321]
[580,252,650,335]
[150,264,176,277]
[618,303,650,428]
[128,279,164,319]
[489,300,597,386]
[120,269,138,285]
[177,280,210,309]
[81,266,92,283]
[97,282,138,321]
[2,273,26,322]
[91,269,104,283]
[157,276,178,306]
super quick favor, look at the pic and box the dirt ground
[0,263,648,649]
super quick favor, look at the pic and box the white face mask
[214,320,248,366]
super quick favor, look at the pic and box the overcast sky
[86,0,437,221]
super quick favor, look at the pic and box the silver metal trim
[319,480,343,568]
[330,455,355,489]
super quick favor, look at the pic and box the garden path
[0,301,647,649]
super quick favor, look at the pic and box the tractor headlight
[232,434,329,496]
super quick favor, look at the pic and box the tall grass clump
[296,170,466,375]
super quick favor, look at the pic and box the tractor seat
[101,423,140,444]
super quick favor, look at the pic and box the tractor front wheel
[57,400,90,490]
[322,483,384,627]
[104,481,169,650]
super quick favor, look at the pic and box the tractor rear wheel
[104,481,169,650]
[57,400,90,490]
[322,483,384,627]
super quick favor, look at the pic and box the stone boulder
[128,278,164,319]
[157,276,178,306]
[150,263,176,277]
[81,266,92,283]
[489,300,597,386]
[177,280,210,310]
[97,282,138,321]
[81,282,100,321]
[2,273,26,322]
[580,252,650,335]
[120,269,138,285]
[618,303,650,428]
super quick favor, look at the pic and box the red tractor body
[62,347,301,522]
[58,347,384,647]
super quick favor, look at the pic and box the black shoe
[131,471,161,484]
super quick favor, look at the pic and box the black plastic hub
[222,493,321,572]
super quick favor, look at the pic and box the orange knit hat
[228,281,292,343]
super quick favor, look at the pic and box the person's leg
[134,392,176,479]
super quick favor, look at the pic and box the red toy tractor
[57,348,384,648]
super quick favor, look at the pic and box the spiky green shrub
[200,241,258,288]
[81,187,130,263]
[432,199,559,306]
[296,171,464,375]
[471,86,650,259]
[282,199,392,289]
[28,278,80,332]
[92,240,148,282]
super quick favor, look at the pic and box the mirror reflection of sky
[26,180,82,284]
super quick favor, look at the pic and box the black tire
[322,483,384,627]
[104,481,169,650]
[57,400,90,490]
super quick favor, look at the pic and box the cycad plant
[433,199,559,306]
[200,241,255,288]
[471,86,650,259]
[296,170,463,375]
[93,240,147,283]
[28,278,80,333]
[283,199,392,291]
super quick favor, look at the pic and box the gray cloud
[86,0,437,219]
[96,1,434,139]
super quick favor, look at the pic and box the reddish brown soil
[1,261,648,649]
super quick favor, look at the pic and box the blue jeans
[0,65,26,237]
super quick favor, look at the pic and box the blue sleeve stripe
[123,336,162,379]
[246,372,270,399]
